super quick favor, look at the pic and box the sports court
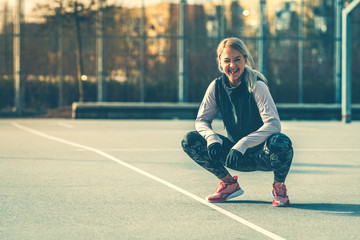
[1,119,359,239]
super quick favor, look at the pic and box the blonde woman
[181,37,293,206]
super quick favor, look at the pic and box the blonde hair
[216,37,267,92]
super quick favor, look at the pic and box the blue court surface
[1,119,359,240]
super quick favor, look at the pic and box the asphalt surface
[0,119,359,240]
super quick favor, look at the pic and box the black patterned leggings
[181,131,293,182]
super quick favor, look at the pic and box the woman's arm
[232,81,281,154]
[195,80,223,146]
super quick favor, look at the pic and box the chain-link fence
[0,0,359,112]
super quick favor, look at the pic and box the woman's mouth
[229,69,239,75]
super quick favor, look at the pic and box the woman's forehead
[220,47,244,58]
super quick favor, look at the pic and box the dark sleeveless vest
[215,73,264,143]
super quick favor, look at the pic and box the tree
[34,0,97,102]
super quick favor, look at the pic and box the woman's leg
[223,133,293,206]
[262,133,293,182]
[181,131,244,202]
[264,133,293,206]
[181,131,231,180]
[224,133,293,182]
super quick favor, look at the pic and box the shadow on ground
[216,200,360,217]
[290,203,360,216]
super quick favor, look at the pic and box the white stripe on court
[296,148,360,152]
[76,148,182,152]
[11,122,286,240]
[77,148,360,153]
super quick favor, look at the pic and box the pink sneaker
[206,176,244,203]
[272,182,290,207]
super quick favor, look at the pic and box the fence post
[258,0,266,75]
[298,0,304,104]
[220,0,225,39]
[335,0,343,104]
[14,0,23,115]
[140,0,145,102]
[57,3,64,107]
[178,0,187,103]
[97,0,105,102]
[341,0,360,123]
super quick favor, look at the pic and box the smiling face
[219,47,247,87]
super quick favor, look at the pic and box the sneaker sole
[271,192,290,207]
[225,188,244,201]
[206,189,245,203]
[272,201,290,207]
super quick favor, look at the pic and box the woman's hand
[225,149,243,168]
[207,142,224,162]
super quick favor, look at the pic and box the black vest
[215,73,264,143]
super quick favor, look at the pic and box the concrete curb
[72,102,360,120]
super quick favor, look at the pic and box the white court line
[296,148,360,152]
[78,148,360,153]
[11,122,286,240]
[76,148,182,152]
[57,121,74,129]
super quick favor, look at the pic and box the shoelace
[274,183,287,197]
[216,181,228,192]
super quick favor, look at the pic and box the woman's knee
[266,133,293,169]
[266,133,292,154]
[181,131,203,150]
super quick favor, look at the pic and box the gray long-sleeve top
[195,80,281,154]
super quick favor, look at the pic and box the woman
[181,37,293,207]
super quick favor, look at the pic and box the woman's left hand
[225,149,243,168]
